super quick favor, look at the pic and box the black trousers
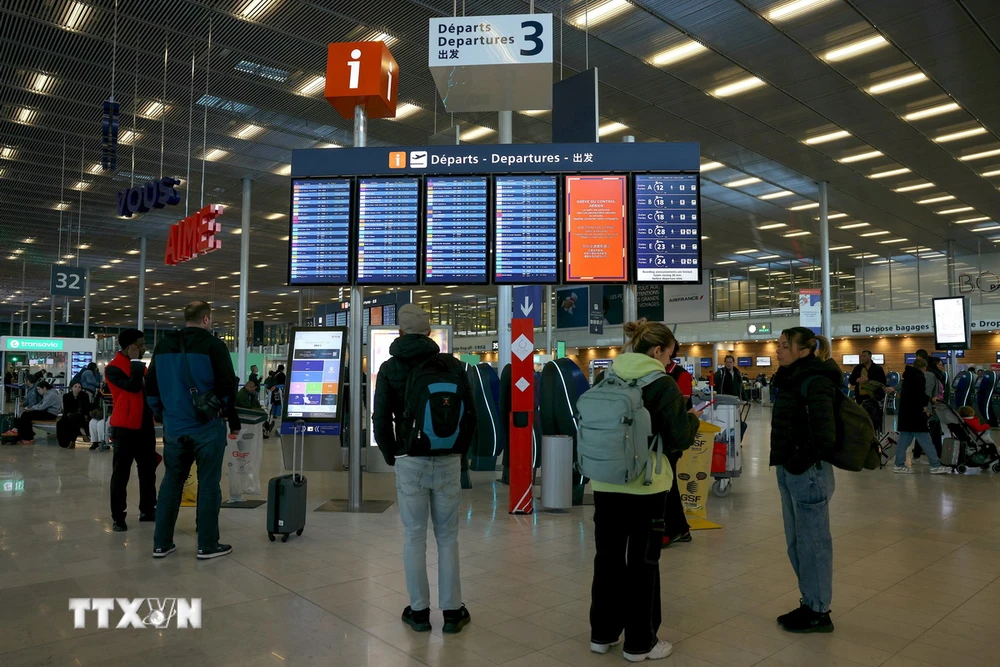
[15,410,53,441]
[110,424,157,521]
[664,451,690,538]
[57,413,88,448]
[591,490,666,655]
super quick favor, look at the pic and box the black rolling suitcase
[267,420,306,543]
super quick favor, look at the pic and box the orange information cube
[324,42,399,120]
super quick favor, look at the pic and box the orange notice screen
[565,175,628,282]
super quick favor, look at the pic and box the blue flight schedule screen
[634,174,700,283]
[357,178,420,285]
[289,179,351,285]
[494,175,559,284]
[425,176,489,284]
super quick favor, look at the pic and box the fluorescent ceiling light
[955,216,990,224]
[828,213,848,219]
[878,238,908,244]
[937,206,973,214]
[315,142,341,149]
[30,72,52,92]
[870,259,890,265]
[298,75,325,95]
[235,124,265,139]
[784,230,811,237]
[760,192,794,200]
[804,129,850,145]
[894,182,935,192]
[748,267,769,272]
[72,181,90,191]
[839,150,883,163]
[140,101,167,119]
[394,103,420,119]
[87,163,103,174]
[869,167,910,179]
[15,108,37,124]
[118,130,139,145]
[598,122,628,137]
[767,0,834,21]
[652,40,707,66]
[700,161,724,172]
[829,245,853,251]
[839,222,869,229]
[573,0,630,27]
[461,126,495,141]
[0,147,15,160]
[519,110,548,116]
[54,202,71,211]
[822,35,888,62]
[974,223,1000,231]
[203,148,229,161]
[916,195,954,204]
[734,249,761,254]
[273,163,291,175]
[716,260,737,265]
[980,169,1000,177]
[62,1,90,30]
[713,76,765,98]
[234,60,290,82]
[903,102,960,121]
[758,254,782,259]
[959,148,1000,162]
[369,32,398,46]
[934,127,987,143]
[265,213,284,220]
[238,0,277,21]
[861,230,891,237]
[789,202,819,210]
[867,72,927,95]
[724,176,761,187]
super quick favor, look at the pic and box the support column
[497,111,513,370]
[348,103,367,510]
[83,277,90,338]
[26,302,31,337]
[49,298,55,336]
[297,290,303,327]
[545,285,553,355]
[138,236,147,330]
[238,177,252,384]
[818,181,832,340]
[947,239,957,297]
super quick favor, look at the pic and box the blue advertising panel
[634,174,700,284]
[494,175,559,284]
[555,286,589,328]
[513,285,543,328]
[356,178,420,285]
[737,357,752,367]
[288,179,351,285]
[700,357,712,368]
[424,176,489,284]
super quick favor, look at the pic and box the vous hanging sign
[116,177,181,217]
[164,204,223,266]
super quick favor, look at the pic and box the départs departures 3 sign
[116,177,181,218]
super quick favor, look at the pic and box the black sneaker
[777,604,833,633]
[442,605,471,634]
[674,532,693,543]
[89,442,100,451]
[401,606,431,632]
[139,513,156,522]
[152,544,176,559]
[112,520,127,532]
[197,544,233,560]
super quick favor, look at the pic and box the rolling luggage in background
[267,420,306,543]
[941,438,964,468]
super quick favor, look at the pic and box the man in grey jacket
[4,382,61,444]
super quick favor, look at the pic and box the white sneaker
[893,465,913,474]
[590,636,622,654]
[624,640,673,662]
[929,466,951,475]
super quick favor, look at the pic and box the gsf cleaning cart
[225,408,266,502]
[709,395,749,497]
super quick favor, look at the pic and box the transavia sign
[4,338,64,351]
[116,177,181,218]
[164,204,223,266]
[70,598,202,629]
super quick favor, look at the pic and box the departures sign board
[288,142,701,286]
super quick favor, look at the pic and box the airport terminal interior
[3,0,1000,665]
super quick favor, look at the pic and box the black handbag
[178,332,221,424]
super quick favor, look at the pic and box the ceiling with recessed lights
[1,0,999,328]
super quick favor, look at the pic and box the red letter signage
[164,204,223,266]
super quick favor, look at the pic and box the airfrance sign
[116,177,181,218]
[292,142,699,177]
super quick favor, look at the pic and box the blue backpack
[402,355,471,456]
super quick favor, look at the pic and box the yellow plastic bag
[675,421,721,525]
[181,462,198,507]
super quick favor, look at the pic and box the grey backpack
[574,368,665,485]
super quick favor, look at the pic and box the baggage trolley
[709,396,749,497]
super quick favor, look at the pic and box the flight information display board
[634,174,700,283]
[494,175,559,284]
[288,179,351,285]
[565,175,628,283]
[356,178,420,285]
[285,328,346,421]
[424,176,489,284]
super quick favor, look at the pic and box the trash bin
[541,435,573,509]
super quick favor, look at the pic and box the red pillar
[509,318,534,514]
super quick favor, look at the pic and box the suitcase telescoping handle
[293,419,305,482]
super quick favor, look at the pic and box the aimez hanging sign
[164,204,223,266]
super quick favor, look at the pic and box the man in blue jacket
[146,301,241,560]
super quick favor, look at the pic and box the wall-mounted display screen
[755,356,771,367]
[634,174,700,283]
[71,351,93,379]
[737,357,752,367]
[356,178,420,285]
[289,179,351,285]
[565,175,627,282]
[933,296,971,350]
[425,176,489,284]
[700,357,712,368]
[872,353,885,365]
[284,328,346,422]
[843,354,860,366]
[494,175,559,284]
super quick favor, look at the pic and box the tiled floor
[2,408,1000,666]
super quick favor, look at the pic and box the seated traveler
[5,381,61,444]
[57,382,92,448]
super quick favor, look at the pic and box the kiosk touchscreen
[283,327,347,436]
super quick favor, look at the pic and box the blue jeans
[895,431,942,467]
[154,420,227,551]
[776,463,835,613]
[395,455,463,611]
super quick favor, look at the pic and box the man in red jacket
[107,329,158,532]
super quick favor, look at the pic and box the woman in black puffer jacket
[770,327,840,635]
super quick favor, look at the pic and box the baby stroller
[857,381,898,468]
[939,403,1000,474]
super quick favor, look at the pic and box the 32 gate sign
[116,177,181,218]
[164,204,223,266]
[50,265,89,297]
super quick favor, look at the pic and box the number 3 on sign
[521,20,543,56]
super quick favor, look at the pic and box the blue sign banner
[292,142,699,177]
[513,285,543,328]
[555,287,588,328]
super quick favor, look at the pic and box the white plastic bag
[226,420,263,501]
